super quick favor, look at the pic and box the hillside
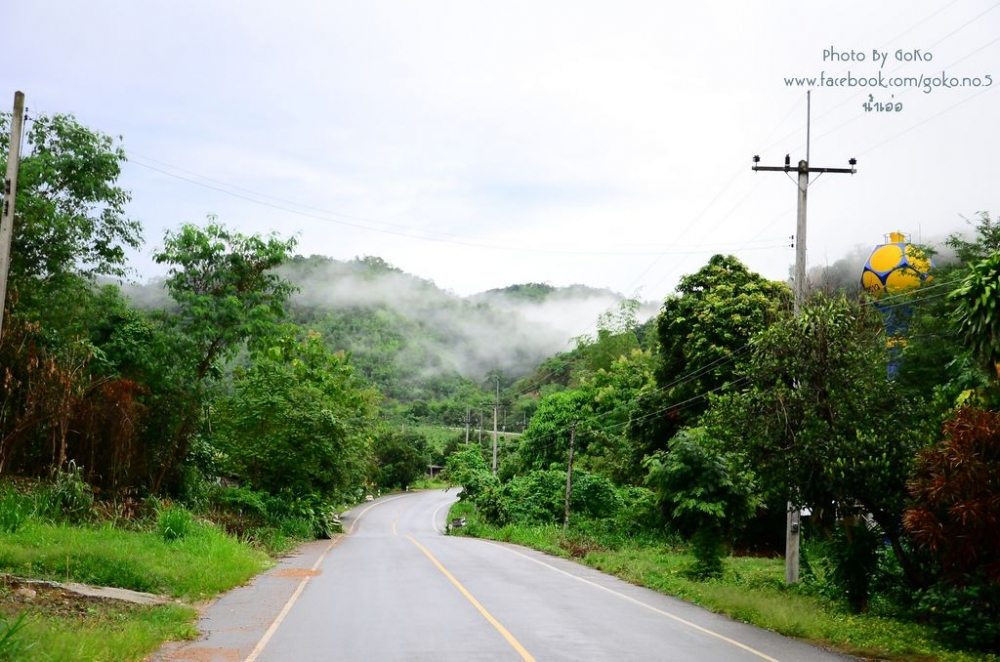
[124,254,657,421]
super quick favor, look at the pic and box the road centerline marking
[407,536,536,662]
[490,542,781,662]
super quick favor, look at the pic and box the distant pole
[492,375,500,474]
[478,410,483,444]
[465,409,471,445]
[0,91,25,339]
[563,423,576,530]
[752,90,857,583]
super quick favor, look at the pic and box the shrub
[644,427,756,579]
[904,407,1000,584]
[0,489,30,534]
[37,462,95,524]
[919,574,1000,653]
[158,505,195,542]
[0,613,32,660]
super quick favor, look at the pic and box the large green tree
[151,221,297,492]
[0,112,140,298]
[629,255,789,464]
[707,293,924,590]
[0,112,143,483]
[211,333,379,499]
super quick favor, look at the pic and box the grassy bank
[0,508,274,661]
[447,501,995,662]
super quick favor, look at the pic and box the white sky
[7,1,999,300]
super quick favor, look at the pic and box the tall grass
[8,603,197,662]
[0,519,271,599]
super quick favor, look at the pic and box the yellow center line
[406,536,536,662]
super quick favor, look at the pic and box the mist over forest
[120,222,982,405]
[123,254,657,400]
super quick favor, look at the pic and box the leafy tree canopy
[0,112,140,293]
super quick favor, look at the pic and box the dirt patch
[0,576,146,620]
[558,537,606,559]
[271,568,321,578]
[163,646,241,661]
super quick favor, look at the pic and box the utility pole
[752,91,857,583]
[563,423,576,530]
[491,375,500,474]
[465,409,471,445]
[0,91,26,339]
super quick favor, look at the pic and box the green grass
[2,597,197,662]
[0,519,272,599]
[449,505,997,662]
[0,505,276,661]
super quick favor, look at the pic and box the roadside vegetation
[2,111,999,660]
[442,216,1000,660]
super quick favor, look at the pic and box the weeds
[0,490,30,534]
[157,505,194,542]
[0,612,32,661]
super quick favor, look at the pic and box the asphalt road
[157,489,855,662]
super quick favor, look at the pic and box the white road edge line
[431,495,455,533]
[488,542,782,662]
[243,494,409,662]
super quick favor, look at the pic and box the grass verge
[0,515,273,660]
[1,582,197,662]
[0,519,272,599]
[448,502,996,662]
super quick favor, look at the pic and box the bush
[37,462,94,524]
[827,519,882,614]
[613,486,664,535]
[0,489,30,534]
[203,485,341,542]
[158,505,195,542]
[919,574,1000,653]
[689,525,725,579]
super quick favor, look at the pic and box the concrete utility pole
[563,423,576,531]
[752,90,857,583]
[0,91,26,339]
[491,375,500,474]
[465,409,471,445]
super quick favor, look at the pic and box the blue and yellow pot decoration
[861,231,933,374]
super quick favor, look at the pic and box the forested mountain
[122,254,654,422]
[282,256,654,419]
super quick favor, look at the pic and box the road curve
[158,489,855,662]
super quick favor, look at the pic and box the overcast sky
[8,1,999,300]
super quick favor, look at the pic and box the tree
[951,251,1000,379]
[573,298,641,374]
[0,112,140,297]
[946,211,1000,266]
[629,255,789,464]
[373,430,430,489]
[707,293,924,595]
[151,221,298,492]
[644,427,756,578]
[211,333,380,498]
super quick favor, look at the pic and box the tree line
[0,112,436,539]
